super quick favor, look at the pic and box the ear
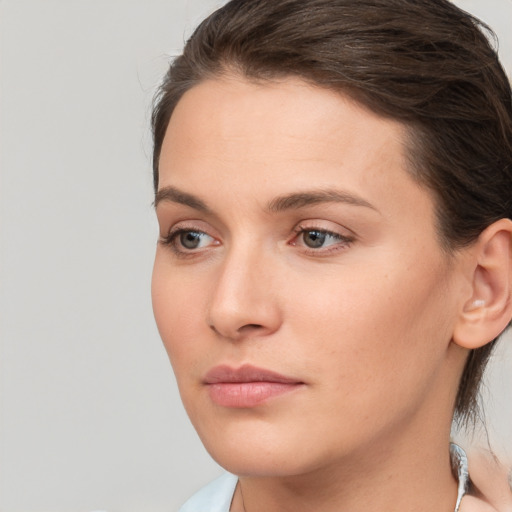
[452,218,512,350]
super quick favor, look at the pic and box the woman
[150,1,512,510]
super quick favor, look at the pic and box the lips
[204,364,304,408]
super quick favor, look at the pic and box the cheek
[151,255,207,368]
[285,256,455,401]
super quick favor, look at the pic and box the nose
[207,245,282,341]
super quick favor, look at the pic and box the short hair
[151,0,512,426]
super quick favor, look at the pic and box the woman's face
[152,76,466,476]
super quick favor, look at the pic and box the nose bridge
[207,237,280,339]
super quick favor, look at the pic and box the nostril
[208,322,265,340]
[239,323,264,333]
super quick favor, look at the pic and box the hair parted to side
[151,0,512,426]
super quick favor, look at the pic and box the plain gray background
[0,1,511,511]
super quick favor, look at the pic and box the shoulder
[178,473,238,512]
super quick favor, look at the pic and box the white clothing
[178,473,238,512]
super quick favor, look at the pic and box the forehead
[163,75,406,168]
[159,75,435,229]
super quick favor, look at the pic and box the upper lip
[203,364,302,384]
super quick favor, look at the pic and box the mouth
[203,364,305,408]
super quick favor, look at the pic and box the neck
[234,423,458,512]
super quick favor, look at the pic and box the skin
[464,450,512,511]
[152,76,504,511]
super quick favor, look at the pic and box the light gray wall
[0,1,510,511]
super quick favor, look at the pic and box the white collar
[451,443,469,512]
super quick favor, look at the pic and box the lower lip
[207,382,302,408]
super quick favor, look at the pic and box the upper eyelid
[168,224,208,234]
[161,219,216,235]
[292,227,354,244]
[293,219,356,237]
[166,226,215,243]
[294,225,346,235]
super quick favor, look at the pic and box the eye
[178,230,212,250]
[291,225,354,254]
[160,228,218,255]
[301,229,337,249]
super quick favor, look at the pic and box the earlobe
[452,218,512,350]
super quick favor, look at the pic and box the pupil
[304,230,326,248]
[181,231,201,249]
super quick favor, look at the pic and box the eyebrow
[154,186,211,212]
[154,186,377,213]
[267,189,377,213]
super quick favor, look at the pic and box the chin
[207,445,315,478]
[192,417,343,479]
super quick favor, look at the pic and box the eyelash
[159,225,355,257]
[291,225,355,255]
[159,227,216,258]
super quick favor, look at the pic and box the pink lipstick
[204,365,304,408]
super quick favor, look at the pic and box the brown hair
[151,0,512,426]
